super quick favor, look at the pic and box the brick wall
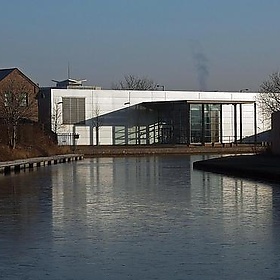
[0,68,39,122]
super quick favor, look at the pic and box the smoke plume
[191,42,209,91]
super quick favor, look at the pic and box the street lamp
[124,91,131,105]
[156,84,166,100]
[156,84,165,91]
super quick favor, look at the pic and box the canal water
[0,155,280,280]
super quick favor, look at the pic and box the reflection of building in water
[111,156,191,201]
[52,156,274,243]
[191,166,273,230]
[112,157,160,190]
[51,159,115,233]
[51,156,192,234]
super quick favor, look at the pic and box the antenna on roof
[67,62,70,79]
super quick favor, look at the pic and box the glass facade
[190,104,221,143]
[190,104,203,143]
[110,102,222,145]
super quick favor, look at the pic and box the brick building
[0,68,39,121]
[0,68,40,146]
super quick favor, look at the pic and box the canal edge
[0,154,84,175]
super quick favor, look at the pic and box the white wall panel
[50,88,266,145]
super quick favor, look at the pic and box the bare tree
[92,103,102,145]
[52,102,64,134]
[0,79,37,149]
[258,72,280,120]
[112,74,157,90]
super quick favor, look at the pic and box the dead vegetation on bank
[0,123,70,162]
[0,144,71,162]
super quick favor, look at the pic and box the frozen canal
[1,155,280,280]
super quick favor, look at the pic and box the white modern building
[38,83,268,146]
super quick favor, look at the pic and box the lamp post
[156,84,166,100]
[124,91,131,105]
[156,84,165,91]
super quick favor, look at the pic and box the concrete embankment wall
[72,144,267,157]
[193,154,280,183]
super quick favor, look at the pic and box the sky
[1,0,280,92]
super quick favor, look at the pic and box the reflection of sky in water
[1,156,280,279]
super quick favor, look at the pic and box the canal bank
[73,144,267,157]
[0,154,84,175]
[193,153,280,183]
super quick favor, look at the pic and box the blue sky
[1,0,280,91]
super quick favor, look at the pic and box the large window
[205,104,220,143]
[62,97,85,124]
[190,104,203,143]
[4,92,28,107]
[190,104,221,143]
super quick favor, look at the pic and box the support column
[146,125,149,145]
[233,104,237,144]
[125,125,128,145]
[202,104,205,145]
[239,103,243,143]
[186,103,190,145]
[220,104,223,144]
[254,102,257,144]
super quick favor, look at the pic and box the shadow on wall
[62,102,269,146]
[85,102,189,145]
[87,104,160,145]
